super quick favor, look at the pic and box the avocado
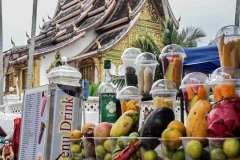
[140,107,175,150]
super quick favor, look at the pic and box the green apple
[117,137,124,149]
[71,144,81,153]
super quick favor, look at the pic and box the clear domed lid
[134,52,158,65]
[150,79,177,94]
[117,86,142,100]
[209,67,240,84]
[160,44,186,58]
[121,47,141,60]
[180,72,209,89]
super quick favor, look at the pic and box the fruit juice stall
[69,42,240,160]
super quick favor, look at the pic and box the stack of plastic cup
[150,79,178,111]
[134,52,158,94]
[180,72,210,113]
[121,48,141,87]
[208,67,240,102]
[159,44,186,89]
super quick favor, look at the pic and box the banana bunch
[110,110,139,137]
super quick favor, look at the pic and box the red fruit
[207,98,240,137]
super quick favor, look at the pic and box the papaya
[140,107,175,150]
[186,100,211,138]
[110,110,139,137]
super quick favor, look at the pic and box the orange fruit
[121,100,127,114]
[69,130,83,139]
[167,120,186,136]
[161,128,183,149]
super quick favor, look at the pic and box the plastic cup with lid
[134,52,159,94]
[180,72,210,113]
[159,44,186,89]
[121,48,141,87]
[208,67,240,102]
[150,79,178,111]
[117,86,143,129]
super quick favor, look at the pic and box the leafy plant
[90,83,100,96]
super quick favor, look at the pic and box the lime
[104,153,112,160]
[162,146,174,159]
[117,137,124,149]
[223,138,240,158]
[185,140,203,159]
[210,148,227,160]
[144,150,158,160]
[172,149,185,160]
[95,145,107,158]
[103,139,111,152]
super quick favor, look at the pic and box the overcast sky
[1,0,237,51]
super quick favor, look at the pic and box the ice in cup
[180,72,210,113]
[134,52,158,94]
[159,44,186,89]
[150,79,178,111]
[208,67,240,102]
[121,48,141,87]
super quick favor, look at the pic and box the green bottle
[98,60,117,123]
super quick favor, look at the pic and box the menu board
[19,85,49,160]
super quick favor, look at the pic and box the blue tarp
[183,45,220,74]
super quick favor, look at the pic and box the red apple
[94,122,112,137]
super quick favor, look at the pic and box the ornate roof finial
[26,32,30,40]
[11,38,16,49]
[55,23,60,31]
[58,0,64,6]
[39,25,43,32]
[42,17,46,24]
[95,40,102,50]
[80,1,84,7]
[128,3,133,15]
[48,15,51,20]
[72,23,78,32]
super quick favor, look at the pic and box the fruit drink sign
[19,84,81,160]
[19,85,49,160]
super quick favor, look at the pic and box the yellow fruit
[186,100,211,138]
[69,130,83,139]
[82,122,95,135]
[167,120,186,136]
[161,128,182,149]
[121,100,127,114]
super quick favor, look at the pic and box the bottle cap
[104,59,111,69]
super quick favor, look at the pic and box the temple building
[3,0,177,96]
